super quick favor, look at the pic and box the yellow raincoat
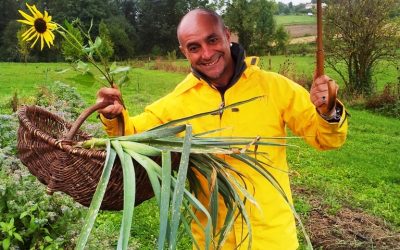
[101,57,348,249]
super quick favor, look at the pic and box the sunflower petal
[40,35,44,50]
[25,33,38,41]
[18,10,35,23]
[26,4,39,18]
[48,30,55,40]
[47,22,57,30]
[30,35,40,48]
[43,10,52,23]
[22,27,35,39]
[31,5,44,18]
[17,19,34,26]
[43,32,52,48]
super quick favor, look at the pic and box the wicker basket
[17,104,176,210]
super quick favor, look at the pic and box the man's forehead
[178,11,221,44]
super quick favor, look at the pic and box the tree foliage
[98,20,114,62]
[0,0,289,61]
[324,0,400,95]
[224,0,277,55]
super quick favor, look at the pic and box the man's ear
[224,26,231,42]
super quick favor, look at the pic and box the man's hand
[96,86,124,119]
[310,75,338,118]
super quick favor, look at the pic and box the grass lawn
[274,15,316,26]
[259,56,399,91]
[0,61,398,248]
[288,109,400,226]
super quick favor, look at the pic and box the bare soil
[294,187,400,250]
[285,24,317,38]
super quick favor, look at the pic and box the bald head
[177,8,226,45]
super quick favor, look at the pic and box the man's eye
[188,46,199,52]
[209,37,218,44]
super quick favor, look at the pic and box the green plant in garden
[0,114,84,249]
[18,3,130,89]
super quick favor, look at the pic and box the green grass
[274,15,316,26]
[1,61,399,247]
[288,109,400,227]
[259,56,399,91]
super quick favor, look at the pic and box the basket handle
[64,101,125,140]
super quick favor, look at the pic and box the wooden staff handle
[316,0,337,115]
[316,0,324,77]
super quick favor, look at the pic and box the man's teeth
[204,58,218,66]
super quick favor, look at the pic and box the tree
[135,0,210,55]
[61,21,85,62]
[104,15,137,60]
[324,0,400,95]
[224,0,277,55]
[249,0,276,55]
[98,20,114,62]
[0,0,19,59]
[274,26,289,55]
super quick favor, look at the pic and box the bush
[0,113,84,249]
[35,81,86,121]
[0,83,109,249]
[365,83,400,118]
[278,59,313,89]
[286,43,315,56]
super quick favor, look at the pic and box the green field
[274,15,316,26]
[0,61,399,248]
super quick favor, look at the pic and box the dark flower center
[34,18,47,33]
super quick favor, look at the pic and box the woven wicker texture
[17,105,162,210]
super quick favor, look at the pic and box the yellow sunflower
[18,3,57,50]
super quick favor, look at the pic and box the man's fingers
[96,87,123,119]
[310,75,339,115]
[326,80,337,111]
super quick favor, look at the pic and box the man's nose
[201,46,213,60]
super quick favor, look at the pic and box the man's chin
[199,69,222,81]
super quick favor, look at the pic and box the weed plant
[0,84,105,249]
[366,83,400,118]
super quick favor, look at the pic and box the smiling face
[177,10,234,88]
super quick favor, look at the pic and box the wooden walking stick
[316,0,336,114]
[316,0,324,77]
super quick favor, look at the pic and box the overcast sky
[277,0,310,4]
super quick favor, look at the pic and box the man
[97,8,348,249]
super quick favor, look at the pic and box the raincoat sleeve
[277,75,348,150]
[99,107,165,136]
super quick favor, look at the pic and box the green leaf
[110,66,131,75]
[13,232,23,243]
[2,237,10,250]
[92,36,102,49]
[110,61,117,72]
[112,140,136,250]
[76,60,89,74]
[44,235,53,243]
[76,140,116,250]
[116,125,186,142]
[157,151,172,249]
[169,125,192,250]
[124,149,162,205]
